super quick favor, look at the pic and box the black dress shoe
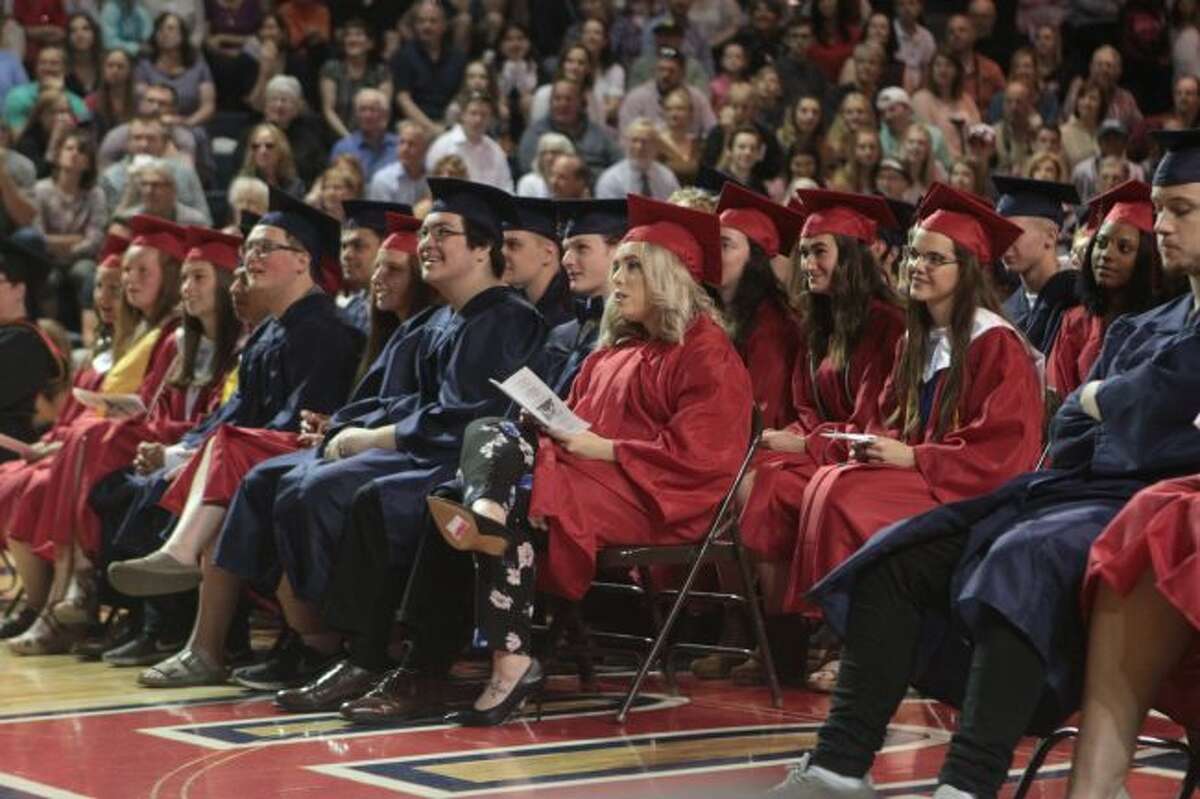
[231,635,342,692]
[444,658,545,727]
[274,659,384,712]
[339,668,450,725]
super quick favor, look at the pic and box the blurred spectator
[717,124,772,195]
[911,48,981,161]
[985,47,1058,127]
[948,155,988,197]
[1031,24,1068,102]
[829,127,881,193]
[64,12,102,96]
[992,81,1040,174]
[15,88,76,176]
[142,0,207,50]
[1161,75,1200,132]
[628,20,710,91]
[808,0,863,83]
[203,0,266,112]
[126,156,208,224]
[12,0,67,69]
[894,0,935,93]
[391,0,467,136]
[622,47,716,138]
[242,13,292,114]
[874,155,912,200]
[901,121,945,198]
[367,121,431,207]
[822,89,874,177]
[225,174,268,233]
[5,45,89,136]
[784,140,822,189]
[425,91,512,191]
[830,40,887,117]
[515,132,574,198]
[547,152,591,200]
[945,12,1004,111]
[702,81,782,183]
[641,0,715,78]
[709,39,750,111]
[1071,119,1145,199]
[752,63,786,131]
[0,122,38,237]
[596,117,680,199]
[778,94,825,153]
[738,0,786,73]
[0,38,30,112]
[657,86,702,185]
[877,86,949,169]
[493,23,539,124]
[0,5,29,64]
[609,0,655,68]
[251,74,326,186]
[531,43,606,128]
[442,61,505,134]
[1024,149,1070,182]
[1061,45,1143,132]
[688,0,744,49]
[774,17,829,104]
[1172,0,1200,82]
[97,84,196,171]
[100,114,209,222]
[1058,79,1105,170]
[578,16,625,127]
[239,123,305,197]
[135,12,216,128]
[308,163,361,221]
[519,78,620,176]
[278,0,330,55]
[1093,152,1132,194]
[839,13,904,91]
[100,0,153,57]
[330,87,397,182]
[85,49,135,140]
[319,17,391,140]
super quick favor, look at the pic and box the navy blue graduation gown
[530,295,604,399]
[214,286,545,601]
[337,290,371,335]
[534,269,576,330]
[0,322,59,460]
[1002,269,1078,355]
[811,293,1200,733]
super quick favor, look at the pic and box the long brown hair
[112,245,182,359]
[798,234,900,369]
[167,265,240,389]
[357,249,437,382]
[888,240,1003,441]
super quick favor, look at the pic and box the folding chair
[1013,725,1199,799]
[583,407,783,722]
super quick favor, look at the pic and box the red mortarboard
[183,226,242,272]
[382,211,421,255]
[716,182,805,257]
[98,232,130,261]
[128,215,188,262]
[915,183,1024,263]
[1086,179,1155,234]
[622,194,721,286]
[787,188,899,243]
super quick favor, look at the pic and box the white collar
[923,307,1045,384]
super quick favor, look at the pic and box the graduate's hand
[529,515,548,531]
[297,431,323,449]
[552,430,615,461]
[300,410,331,437]
[324,427,393,460]
[855,436,915,468]
[133,442,165,475]
[762,429,807,453]
[1080,380,1104,421]
[23,440,61,463]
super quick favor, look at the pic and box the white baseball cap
[876,87,912,112]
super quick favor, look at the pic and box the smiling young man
[337,199,413,333]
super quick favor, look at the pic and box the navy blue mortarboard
[556,199,628,239]
[0,237,50,288]
[258,185,343,293]
[1151,127,1200,186]
[342,199,414,236]
[992,175,1080,227]
[694,166,745,196]
[427,177,514,239]
[503,196,559,242]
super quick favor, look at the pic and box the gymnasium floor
[0,643,1192,799]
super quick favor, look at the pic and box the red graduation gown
[782,319,1045,614]
[528,314,754,600]
[1047,305,1107,397]
[158,425,301,514]
[739,300,801,431]
[13,320,183,560]
[740,300,907,559]
[1083,475,1200,727]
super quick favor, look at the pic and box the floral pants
[458,417,539,656]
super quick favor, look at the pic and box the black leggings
[457,417,540,657]
[813,533,1046,799]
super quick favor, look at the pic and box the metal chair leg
[733,525,782,708]
[637,565,678,696]
[1013,727,1079,799]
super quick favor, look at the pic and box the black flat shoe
[444,658,545,727]
[427,496,511,557]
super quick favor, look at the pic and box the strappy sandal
[53,568,98,627]
[137,648,228,688]
[427,496,510,557]
[7,609,84,656]
[806,658,841,693]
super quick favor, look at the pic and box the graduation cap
[881,198,917,248]
[916,182,1024,264]
[503,196,559,242]
[128,215,189,262]
[787,188,899,243]
[716,182,805,257]
[382,211,422,254]
[184,226,242,273]
[556,198,628,240]
[993,175,1080,227]
[258,185,342,294]
[0,237,50,288]
[342,200,415,236]
[694,166,745,196]
[623,194,722,286]
[1085,179,1155,234]
[1151,127,1200,186]
[98,231,130,262]
[427,177,515,239]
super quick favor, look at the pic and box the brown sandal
[427,496,510,557]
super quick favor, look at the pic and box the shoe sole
[106,650,183,667]
[108,562,201,598]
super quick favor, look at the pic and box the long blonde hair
[598,241,723,348]
[113,244,181,359]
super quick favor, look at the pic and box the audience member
[515,133,574,199]
[518,79,620,178]
[317,17,391,141]
[596,118,680,201]
[390,1,467,136]
[424,92,512,192]
[620,46,716,140]
[366,121,431,207]
[944,13,1004,112]
[329,88,397,183]
[135,12,215,129]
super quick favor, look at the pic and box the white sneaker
[767,753,880,798]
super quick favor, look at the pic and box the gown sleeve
[742,302,800,430]
[1050,313,1136,467]
[911,328,1045,503]
[612,329,755,527]
[264,311,362,429]
[1046,307,1086,397]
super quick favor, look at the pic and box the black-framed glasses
[240,240,306,262]
[903,248,958,269]
[418,224,467,243]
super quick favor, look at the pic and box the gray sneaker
[767,754,880,798]
[109,551,201,597]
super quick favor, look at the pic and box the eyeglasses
[240,240,306,262]
[903,248,958,269]
[417,224,466,243]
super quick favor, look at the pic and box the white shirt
[425,125,514,192]
[516,172,550,198]
[894,20,936,92]
[595,159,680,201]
